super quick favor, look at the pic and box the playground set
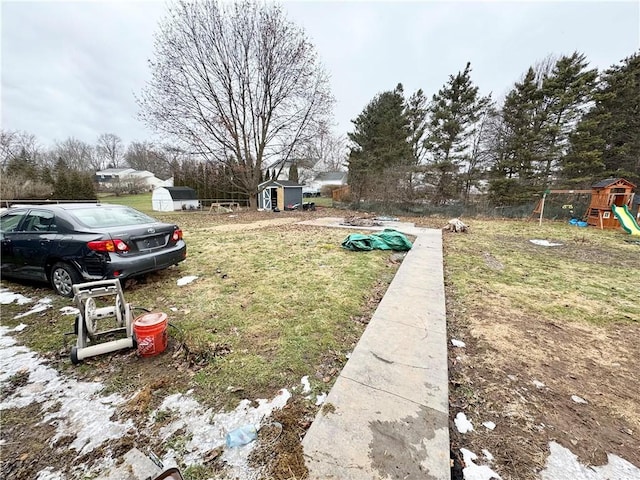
[532,177,640,235]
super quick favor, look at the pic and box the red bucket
[133,312,168,357]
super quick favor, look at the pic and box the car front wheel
[51,262,81,297]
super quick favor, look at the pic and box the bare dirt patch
[0,402,76,479]
[445,221,640,479]
[249,396,315,480]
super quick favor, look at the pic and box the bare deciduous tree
[306,121,347,173]
[138,0,333,207]
[125,141,173,179]
[96,133,125,169]
[49,137,96,172]
[1,130,41,169]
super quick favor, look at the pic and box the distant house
[304,171,347,196]
[95,168,170,191]
[152,187,199,212]
[96,168,136,184]
[257,179,303,211]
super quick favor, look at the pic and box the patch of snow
[0,288,32,305]
[177,275,198,286]
[36,467,65,480]
[507,375,517,382]
[0,326,133,456]
[460,448,502,480]
[530,239,563,247]
[315,393,327,406]
[301,375,311,394]
[482,449,494,462]
[170,307,179,312]
[13,323,28,332]
[1,319,296,480]
[455,412,474,433]
[59,306,80,316]
[540,441,640,480]
[14,297,53,319]
[533,380,546,389]
[571,395,588,404]
[155,389,291,476]
[451,339,466,348]
[482,421,496,431]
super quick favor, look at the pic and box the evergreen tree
[403,89,429,200]
[489,68,544,204]
[425,63,491,205]
[347,84,411,203]
[405,89,429,166]
[53,158,71,199]
[5,147,38,180]
[538,52,597,184]
[490,52,598,203]
[562,52,640,186]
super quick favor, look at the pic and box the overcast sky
[2,0,639,150]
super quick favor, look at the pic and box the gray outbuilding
[257,179,304,211]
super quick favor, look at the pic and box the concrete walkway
[300,218,450,480]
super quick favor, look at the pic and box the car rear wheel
[51,262,81,297]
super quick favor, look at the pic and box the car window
[23,210,57,232]
[1,211,27,232]
[70,206,157,228]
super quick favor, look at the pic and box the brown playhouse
[531,177,637,229]
[585,177,636,229]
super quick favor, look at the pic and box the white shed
[152,187,199,212]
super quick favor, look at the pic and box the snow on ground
[451,339,466,348]
[0,325,133,457]
[59,306,80,316]
[300,375,311,394]
[455,412,474,433]
[481,421,496,431]
[0,288,32,305]
[177,275,198,286]
[529,239,563,247]
[0,296,295,480]
[539,442,640,480]
[14,297,53,319]
[460,448,502,480]
[156,389,291,478]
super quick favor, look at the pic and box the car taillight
[87,239,130,252]
[172,229,183,241]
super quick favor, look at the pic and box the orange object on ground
[133,312,168,357]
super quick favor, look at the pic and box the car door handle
[40,239,51,245]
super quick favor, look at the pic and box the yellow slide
[611,204,640,235]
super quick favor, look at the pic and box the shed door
[262,188,272,210]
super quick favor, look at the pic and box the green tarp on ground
[341,229,413,251]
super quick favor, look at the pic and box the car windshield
[70,206,158,228]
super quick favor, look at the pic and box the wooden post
[539,192,547,226]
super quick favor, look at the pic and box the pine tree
[405,89,429,166]
[53,158,71,199]
[347,84,411,203]
[538,52,597,185]
[562,52,640,186]
[425,63,491,205]
[489,68,543,204]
